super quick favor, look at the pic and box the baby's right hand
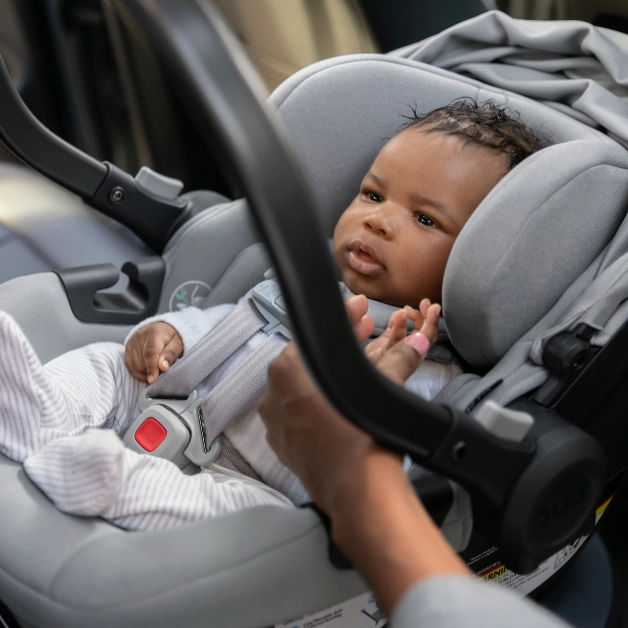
[124,322,184,383]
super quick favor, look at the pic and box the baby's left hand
[365,299,441,385]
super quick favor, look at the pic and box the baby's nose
[362,210,396,238]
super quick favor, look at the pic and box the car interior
[0,1,628,627]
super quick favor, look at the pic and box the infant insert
[0,2,628,627]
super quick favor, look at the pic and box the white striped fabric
[0,297,460,532]
[0,311,293,530]
[24,429,292,530]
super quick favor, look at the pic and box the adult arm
[258,296,570,627]
[392,576,570,628]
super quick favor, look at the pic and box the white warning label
[472,495,613,597]
[274,591,385,628]
[276,492,615,627]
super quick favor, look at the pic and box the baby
[0,99,543,530]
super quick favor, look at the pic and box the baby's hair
[401,98,547,170]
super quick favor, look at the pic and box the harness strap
[201,333,288,445]
[147,299,267,399]
[215,435,263,481]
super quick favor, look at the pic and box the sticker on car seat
[464,491,614,597]
[168,281,212,311]
[275,477,618,627]
[274,590,385,628]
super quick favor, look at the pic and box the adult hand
[258,296,468,616]
[259,295,380,512]
[259,294,440,511]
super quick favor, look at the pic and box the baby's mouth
[347,242,385,276]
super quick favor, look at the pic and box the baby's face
[333,128,508,307]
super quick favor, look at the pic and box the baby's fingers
[345,295,375,343]
[387,309,409,344]
[364,309,407,364]
[376,332,429,386]
[417,303,441,346]
[143,333,167,384]
[158,335,184,373]
[125,341,150,382]
[374,303,441,385]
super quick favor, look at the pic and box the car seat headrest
[271,55,613,236]
[443,140,628,368]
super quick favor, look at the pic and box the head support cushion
[271,55,612,235]
[443,140,628,368]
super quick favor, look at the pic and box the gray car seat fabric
[0,163,153,284]
[0,49,626,627]
[0,273,132,364]
[392,10,628,147]
[270,54,613,235]
[0,457,366,628]
[443,140,628,367]
[156,54,614,328]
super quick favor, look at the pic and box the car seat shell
[0,31,626,628]
[0,163,153,285]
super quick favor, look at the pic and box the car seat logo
[169,281,212,312]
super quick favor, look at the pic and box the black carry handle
[0,57,188,253]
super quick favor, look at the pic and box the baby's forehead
[376,128,508,176]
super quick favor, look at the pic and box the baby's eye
[366,191,383,203]
[416,214,436,227]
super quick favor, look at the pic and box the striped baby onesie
[0,302,461,531]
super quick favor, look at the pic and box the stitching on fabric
[494,368,547,405]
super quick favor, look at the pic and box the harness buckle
[251,280,292,339]
[122,389,222,472]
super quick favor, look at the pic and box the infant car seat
[0,2,627,627]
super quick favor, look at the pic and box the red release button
[135,417,167,452]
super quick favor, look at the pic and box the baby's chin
[342,275,428,310]
[341,273,392,304]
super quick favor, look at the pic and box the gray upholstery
[0,53,626,628]
[393,10,628,147]
[0,273,131,364]
[158,199,262,313]
[0,163,152,284]
[271,54,612,235]
[0,456,365,628]
[444,140,628,367]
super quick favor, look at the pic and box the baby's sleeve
[124,303,236,354]
[405,360,463,400]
